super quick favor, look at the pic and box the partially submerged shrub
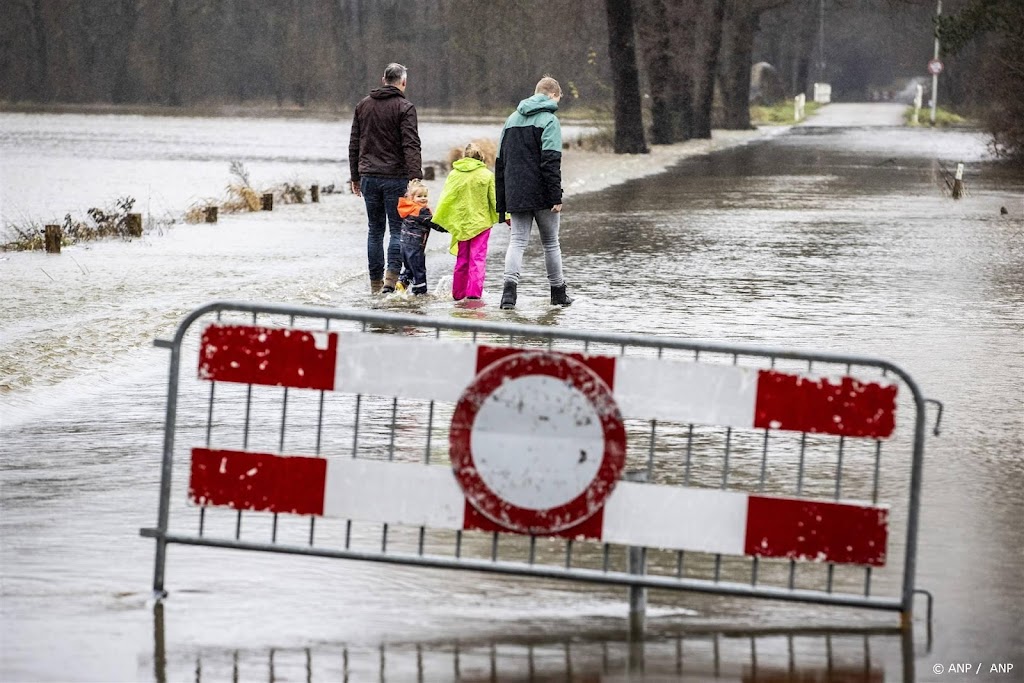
[1,196,140,251]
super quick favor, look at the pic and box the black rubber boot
[500,281,517,309]
[550,284,574,306]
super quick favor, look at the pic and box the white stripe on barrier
[322,457,466,529]
[601,482,749,556]
[334,332,477,402]
[614,356,759,427]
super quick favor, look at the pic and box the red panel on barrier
[198,325,337,390]
[189,448,327,516]
[744,495,888,566]
[463,500,604,540]
[753,369,897,438]
[475,345,617,389]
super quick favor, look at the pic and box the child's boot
[550,284,574,306]
[500,281,517,309]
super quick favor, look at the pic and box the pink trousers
[452,229,491,300]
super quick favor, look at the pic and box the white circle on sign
[470,374,604,510]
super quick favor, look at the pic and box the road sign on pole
[927,59,943,75]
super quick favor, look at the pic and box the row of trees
[2,0,1020,160]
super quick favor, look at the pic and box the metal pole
[625,470,647,635]
[930,0,942,124]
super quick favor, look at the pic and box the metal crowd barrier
[141,301,938,625]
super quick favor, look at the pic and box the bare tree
[692,0,727,138]
[605,0,648,153]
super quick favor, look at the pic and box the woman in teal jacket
[432,142,499,300]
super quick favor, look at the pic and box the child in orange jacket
[397,180,446,296]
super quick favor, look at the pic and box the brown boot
[382,270,400,294]
[370,279,384,294]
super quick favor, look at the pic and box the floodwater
[2,110,1023,682]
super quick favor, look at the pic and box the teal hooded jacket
[433,157,499,255]
[495,94,562,217]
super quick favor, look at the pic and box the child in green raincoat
[432,142,499,300]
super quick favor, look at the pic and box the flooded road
[2,109,1023,681]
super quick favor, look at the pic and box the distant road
[802,102,906,127]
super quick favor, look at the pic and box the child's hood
[398,196,425,218]
[452,157,487,173]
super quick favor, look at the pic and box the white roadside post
[914,84,923,125]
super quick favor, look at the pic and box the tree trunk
[27,0,50,102]
[637,0,674,144]
[666,0,699,142]
[605,0,648,154]
[692,0,726,139]
[719,1,758,130]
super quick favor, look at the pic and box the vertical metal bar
[382,523,389,552]
[424,401,435,464]
[676,551,684,578]
[901,379,930,619]
[278,388,289,453]
[796,432,807,494]
[153,316,191,596]
[418,528,425,556]
[722,427,732,488]
[759,430,770,490]
[205,382,216,446]
[241,385,252,450]
[683,425,694,485]
[647,420,656,481]
[388,397,398,460]
[835,437,846,498]
[344,520,351,549]
[491,532,499,561]
[529,535,536,565]
[351,395,362,458]
[565,539,573,569]
[455,530,463,558]
[602,544,610,572]
[871,440,882,504]
[277,314,294,455]
[272,514,278,543]
[198,508,205,537]
[234,510,242,540]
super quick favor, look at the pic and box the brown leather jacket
[348,85,423,182]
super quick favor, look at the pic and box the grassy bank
[750,101,822,124]
[903,106,969,127]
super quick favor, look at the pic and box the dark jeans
[360,176,407,280]
[400,226,429,294]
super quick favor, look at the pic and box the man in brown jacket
[349,63,424,293]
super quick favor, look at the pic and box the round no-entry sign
[449,351,626,534]
[928,59,943,75]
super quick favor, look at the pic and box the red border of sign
[449,351,626,534]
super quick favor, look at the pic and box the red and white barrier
[188,323,896,568]
[198,325,898,438]
[190,447,889,566]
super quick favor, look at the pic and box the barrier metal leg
[628,545,647,636]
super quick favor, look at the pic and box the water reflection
[151,604,922,682]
